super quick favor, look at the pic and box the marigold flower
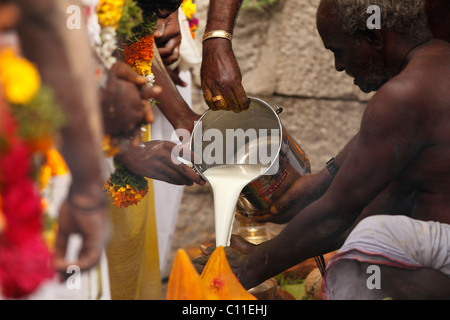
[37,148,69,190]
[103,180,149,208]
[103,135,120,157]
[132,60,153,77]
[123,35,155,67]
[97,0,125,29]
[0,48,41,105]
[182,0,196,19]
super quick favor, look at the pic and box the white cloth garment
[322,215,450,299]
[152,8,202,277]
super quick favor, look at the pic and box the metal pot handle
[275,105,283,114]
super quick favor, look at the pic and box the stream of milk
[203,164,269,247]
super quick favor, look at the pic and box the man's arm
[17,0,109,273]
[236,85,425,289]
[152,46,200,133]
[201,0,249,112]
[251,134,358,224]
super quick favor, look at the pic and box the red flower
[0,142,31,187]
[2,179,43,244]
[0,236,54,299]
[0,107,17,139]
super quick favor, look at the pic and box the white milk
[203,164,269,247]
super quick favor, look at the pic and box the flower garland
[123,32,155,85]
[0,48,64,298]
[103,160,148,208]
[181,0,199,39]
[98,1,157,208]
[86,0,144,158]
[95,0,124,68]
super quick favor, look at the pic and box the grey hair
[335,0,428,37]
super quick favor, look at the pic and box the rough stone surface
[196,0,373,101]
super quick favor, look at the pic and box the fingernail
[270,206,278,215]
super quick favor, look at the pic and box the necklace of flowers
[97,1,158,208]
[0,47,65,299]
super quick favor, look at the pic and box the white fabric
[152,8,201,277]
[168,9,202,72]
[152,70,191,276]
[323,215,450,299]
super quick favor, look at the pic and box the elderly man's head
[317,0,432,93]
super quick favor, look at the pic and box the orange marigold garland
[104,13,157,208]
[123,34,155,85]
[103,159,149,208]
[123,34,154,67]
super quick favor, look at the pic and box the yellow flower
[37,148,69,190]
[103,135,120,157]
[132,60,152,77]
[38,164,52,190]
[42,210,58,252]
[46,148,69,176]
[0,48,41,105]
[97,0,125,29]
[103,180,148,208]
[182,0,196,19]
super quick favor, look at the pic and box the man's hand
[192,235,256,275]
[154,10,182,66]
[252,171,332,224]
[201,39,249,112]
[201,0,249,112]
[101,62,161,148]
[116,140,206,186]
[54,192,110,277]
[154,10,187,87]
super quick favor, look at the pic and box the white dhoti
[322,215,450,300]
[153,8,201,278]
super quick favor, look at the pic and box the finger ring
[212,95,223,102]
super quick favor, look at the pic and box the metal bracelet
[202,30,232,43]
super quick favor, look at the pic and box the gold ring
[212,95,223,103]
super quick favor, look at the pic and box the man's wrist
[202,30,232,43]
[326,157,339,178]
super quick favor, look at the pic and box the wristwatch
[326,157,339,178]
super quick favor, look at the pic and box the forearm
[152,47,199,133]
[242,135,360,287]
[329,132,358,172]
[205,0,242,33]
[17,0,105,196]
[242,199,349,289]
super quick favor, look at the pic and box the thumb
[270,189,297,215]
[229,235,257,254]
[154,20,166,40]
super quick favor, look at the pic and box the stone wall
[192,0,370,169]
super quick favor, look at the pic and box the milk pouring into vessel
[190,97,312,248]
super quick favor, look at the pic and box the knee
[324,259,387,300]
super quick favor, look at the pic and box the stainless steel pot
[190,97,311,217]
